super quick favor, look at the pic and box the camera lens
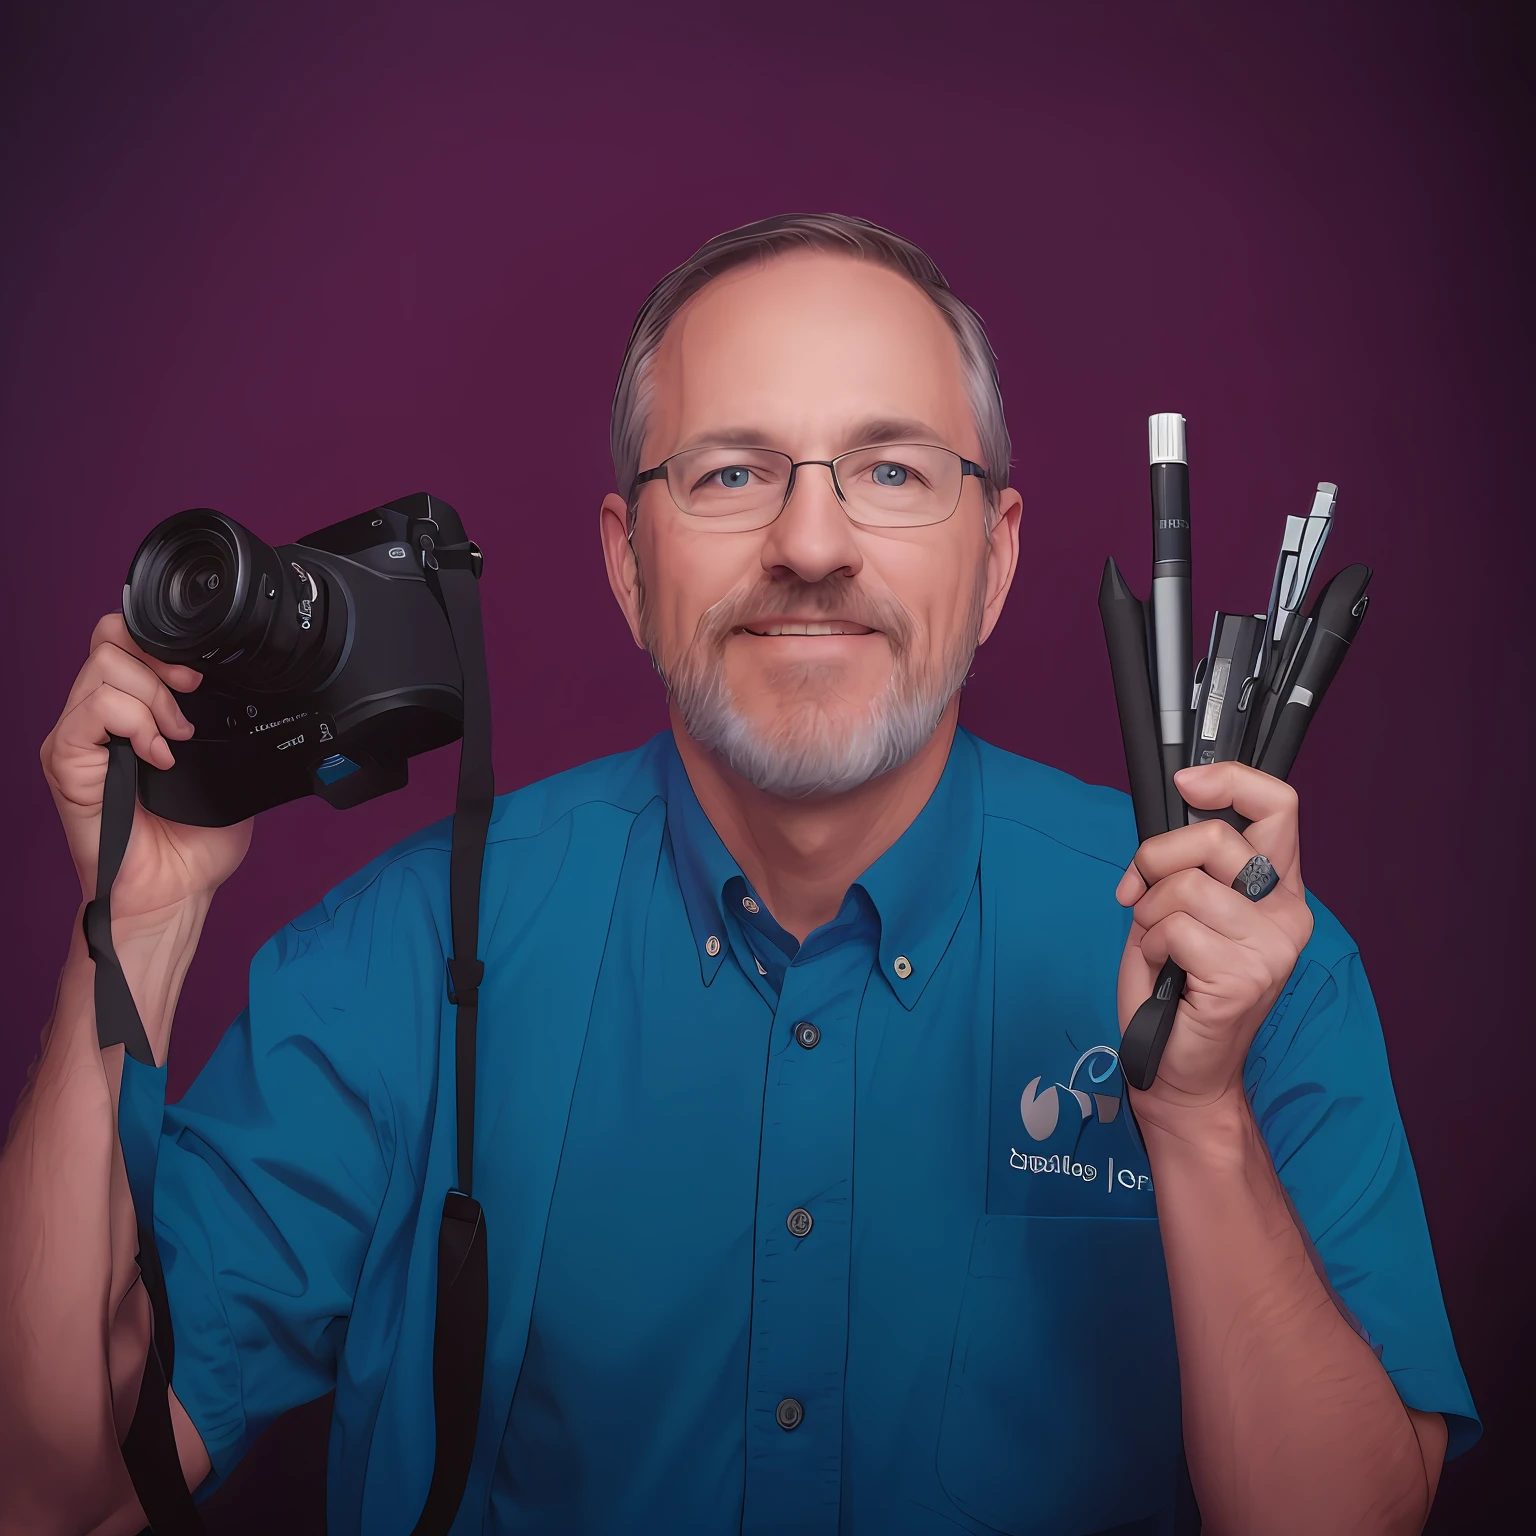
[125,509,343,692]
[156,531,237,636]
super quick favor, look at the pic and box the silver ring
[1232,853,1280,901]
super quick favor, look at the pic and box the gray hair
[610,213,1011,525]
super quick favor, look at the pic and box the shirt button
[775,1397,804,1431]
[893,955,913,979]
[741,895,760,914]
[794,1021,821,1049]
[786,1207,813,1237]
[755,957,767,976]
[705,935,721,957]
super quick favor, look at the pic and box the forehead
[644,251,978,456]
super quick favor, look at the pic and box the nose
[758,462,863,585]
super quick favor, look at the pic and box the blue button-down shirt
[127,728,1478,1535]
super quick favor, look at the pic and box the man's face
[602,251,1021,797]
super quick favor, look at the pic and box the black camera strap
[94,497,494,1536]
[88,736,206,1536]
[406,501,493,1536]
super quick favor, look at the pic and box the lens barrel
[124,509,340,692]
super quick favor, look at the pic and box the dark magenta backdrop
[2,1,1529,1530]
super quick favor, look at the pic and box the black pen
[1149,413,1192,829]
[1256,564,1373,781]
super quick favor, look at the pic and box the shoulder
[966,731,1138,873]
[284,734,670,943]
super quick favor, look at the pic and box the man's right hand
[41,613,253,932]
[1,612,231,1531]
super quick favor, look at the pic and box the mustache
[693,575,917,652]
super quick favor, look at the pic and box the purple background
[2,1,1529,1529]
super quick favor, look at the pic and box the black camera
[123,491,476,827]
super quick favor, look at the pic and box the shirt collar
[663,727,984,1005]
[664,740,741,986]
[855,727,983,1010]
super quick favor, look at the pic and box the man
[1,214,1477,1536]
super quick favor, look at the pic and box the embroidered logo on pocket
[1018,1044,1122,1142]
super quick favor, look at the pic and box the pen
[1255,563,1373,780]
[1242,483,1337,764]
[1186,610,1267,831]
[1149,413,1192,829]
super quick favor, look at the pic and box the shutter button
[786,1207,813,1237]
[794,1021,821,1049]
[775,1397,804,1431]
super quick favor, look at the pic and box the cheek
[642,530,756,645]
[871,539,980,643]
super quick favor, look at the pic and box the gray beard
[642,566,988,799]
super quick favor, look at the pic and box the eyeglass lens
[661,444,966,529]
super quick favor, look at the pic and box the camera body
[124,492,471,827]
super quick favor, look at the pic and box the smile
[737,622,877,637]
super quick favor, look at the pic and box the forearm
[1140,1092,1433,1536]
[0,903,207,1531]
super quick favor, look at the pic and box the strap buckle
[446,957,485,1007]
[417,532,483,578]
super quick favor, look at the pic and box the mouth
[736,620,878,637]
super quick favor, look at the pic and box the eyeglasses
[632,442,988,531]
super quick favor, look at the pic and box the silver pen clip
[1268,482,1337,651]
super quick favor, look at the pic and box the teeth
[747,622,870,636]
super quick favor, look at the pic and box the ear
[977,486,1023,646]
[599,492,647,649]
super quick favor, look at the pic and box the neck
[670,697,960,943]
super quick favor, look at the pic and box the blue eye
[716,466,752,489]
[871,462,909,487]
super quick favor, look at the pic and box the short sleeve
[1243,924,1481,1459]
[150,850,447,1491]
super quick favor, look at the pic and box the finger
[1174,762,1301,877]
[1125,817,1266,894]
[88,613,204,694]
[50,685,178,781]
[1132,865,1310,952]
[1174,761,1297,823]
[1137,909,1277,997]
[62,644,195,740]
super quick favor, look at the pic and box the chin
[689,685,947,800]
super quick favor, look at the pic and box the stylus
[1099,552,1186,1090]
[1149,413,1192,829]
[1255,564,1373,781]
[1098,557,1170,843]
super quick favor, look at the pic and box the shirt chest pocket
[937,1213,1181,1536]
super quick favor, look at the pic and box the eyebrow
[672,416,952,456]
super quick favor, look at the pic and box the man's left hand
[1114,762,1315,1119]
